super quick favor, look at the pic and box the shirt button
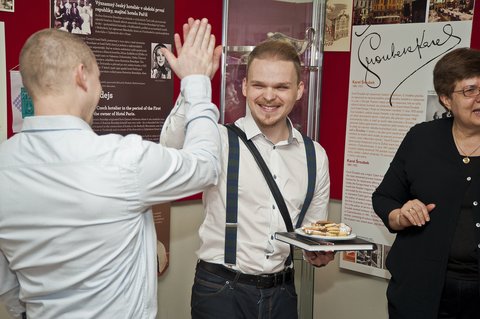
[273,175,277,179]
[273,146,276,150]
[467,176,472,181]
[271,235,274,240]
[476,223,480,228]
[474,201,478,206]
[478,244,480,249]
[272,204,275,210]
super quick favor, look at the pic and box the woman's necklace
[452,128,480,164]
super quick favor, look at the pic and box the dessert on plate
[301,220,352,237]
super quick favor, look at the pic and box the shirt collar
[238,112,302,145]
[21,115,93,133]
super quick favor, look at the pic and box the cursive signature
[355,24,462,106]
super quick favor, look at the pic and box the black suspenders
[224,124,317,266]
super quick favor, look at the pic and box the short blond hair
[246,39,302,84]
[19,28,97,100]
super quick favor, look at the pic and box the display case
[220,0,326,140]
[220,1,327,318]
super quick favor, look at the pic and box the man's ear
[296,81,305,101]
[75,64,88,91]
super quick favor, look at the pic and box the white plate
[295,228,357,241]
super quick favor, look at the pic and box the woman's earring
[447,110,452,117]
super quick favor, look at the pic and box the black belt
[197,260,293,289]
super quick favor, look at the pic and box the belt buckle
[256,274,275,289]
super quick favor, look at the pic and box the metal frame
[220,0,326,142]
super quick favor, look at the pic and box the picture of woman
[151,43,172,80]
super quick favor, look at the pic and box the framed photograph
[0,0,14,12]
[51,0,94,35]
[151,43,172,80]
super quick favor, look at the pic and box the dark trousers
[191,262,298,319]
[437,277,480,319]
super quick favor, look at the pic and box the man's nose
[263,87,276,101]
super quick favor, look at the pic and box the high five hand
[161,18,222,79]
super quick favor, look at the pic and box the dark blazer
[372,117,480,319]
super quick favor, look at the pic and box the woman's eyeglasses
[452,85,480,98]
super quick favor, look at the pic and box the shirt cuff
[180,75,211,100]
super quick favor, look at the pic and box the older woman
[372,47,480,319]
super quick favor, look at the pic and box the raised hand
[161,18,222,79]
[174,18,222,79]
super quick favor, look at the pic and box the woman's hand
[389,199,436,230]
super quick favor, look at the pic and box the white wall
[0,199,390,319]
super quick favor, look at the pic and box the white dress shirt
[161,104,330,275]
[0,75,220,318]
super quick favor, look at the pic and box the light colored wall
[0,199,389,319]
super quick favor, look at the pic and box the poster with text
[51,0,175,141]
[50,0,174,276]
[340,20,472,278]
